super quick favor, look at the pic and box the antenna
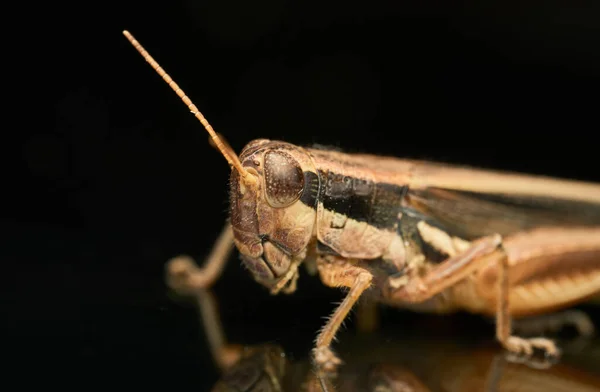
[122,30,249,179]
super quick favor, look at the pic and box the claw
[502,336,561,368]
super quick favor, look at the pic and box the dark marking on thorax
[317,169,408,230]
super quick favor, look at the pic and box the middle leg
[314,256,373,374]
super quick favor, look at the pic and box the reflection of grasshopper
[213,347,600,392]
[123,31,600,373]
[171,279,600,392]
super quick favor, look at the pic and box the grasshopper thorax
[229,139,319,290]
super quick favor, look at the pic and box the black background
[10,0,600,389]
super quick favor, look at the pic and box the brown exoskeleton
[122,31,600,375]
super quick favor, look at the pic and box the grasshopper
[122,31,600,374]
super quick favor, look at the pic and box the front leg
[387,234,559,360]
[164,224,243,371]
[166,223,234,293]
[314,256,373,374]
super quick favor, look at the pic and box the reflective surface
[212,328,600,392]
[177,287,600,392]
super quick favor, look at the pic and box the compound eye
[263,150,304,208]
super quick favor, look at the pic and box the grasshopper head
[121,32,319,293]
[229,139,319,292]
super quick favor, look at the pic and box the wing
[405,187,600,240]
